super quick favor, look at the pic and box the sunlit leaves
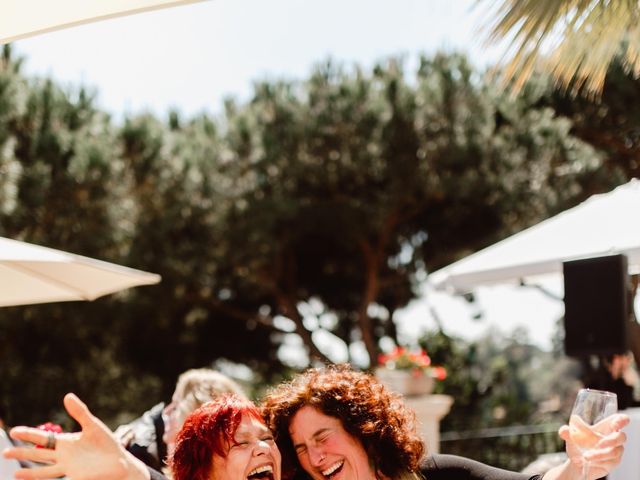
[481,0,640,96]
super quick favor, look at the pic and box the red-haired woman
[170,395,280,480]
[2,393,281,480]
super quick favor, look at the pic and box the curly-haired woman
[261,364,628,480]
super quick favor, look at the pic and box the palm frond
[479,0,640,96]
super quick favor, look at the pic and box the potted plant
[376,347,447,396]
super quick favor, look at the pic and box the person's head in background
[261,364,424,480]
[163,368,246,454]
[604,352,634,380]
[170,394,281,480]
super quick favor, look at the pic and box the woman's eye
[261,436,275,442]
[232,441,249,448]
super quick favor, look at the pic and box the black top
[148,454,545,480]
[421,454,543,480]
[119,402,167,471]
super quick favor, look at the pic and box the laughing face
[289,406,377,480]
[210,414,282,480]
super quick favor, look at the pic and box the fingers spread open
[63,392,113,435]
[63,393,93,428]
[3,446,56,463]
[13,464,64,480]
[9,427,49,447]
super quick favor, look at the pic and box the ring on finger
[45,431,57,450]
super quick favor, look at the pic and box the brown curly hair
[261,364,425,480]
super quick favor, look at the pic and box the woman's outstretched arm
[2,393,152,480]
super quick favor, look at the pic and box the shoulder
[420,454,543,480]
[148,466,169,480]
[420,454,475,479]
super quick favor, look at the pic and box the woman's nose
[308,446,325,466]
[252,439,270,455]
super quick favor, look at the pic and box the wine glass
[569,389,618,480]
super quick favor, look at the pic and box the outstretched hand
[2,393,150,480]
[559,413,629,480]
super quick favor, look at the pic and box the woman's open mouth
[321,460,344,479]
[247,464,274,480]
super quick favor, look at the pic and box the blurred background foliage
[0,42,637,441]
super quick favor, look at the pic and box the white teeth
[322,461,343,477]
[248,465,273,477]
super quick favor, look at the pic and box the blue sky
[11,0,566,359]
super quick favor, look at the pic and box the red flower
[35,422,63,448]
[431,366,447,381]
[37,422,63,433]
[377,346,446,381]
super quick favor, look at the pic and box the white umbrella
[1,0,207,44]
[0,236,161,307]
[430,179,640,293]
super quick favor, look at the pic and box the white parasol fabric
[429,179,640,293]
[1,0,207,45]
[0,236,161,307]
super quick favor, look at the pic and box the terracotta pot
[375,368,434,396]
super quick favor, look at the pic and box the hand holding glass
[569,389,618,480]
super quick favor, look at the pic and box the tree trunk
[357,250,380,366]
[356,213,399,366]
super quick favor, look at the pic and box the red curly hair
[170,394,264,480]
[261,364,424,480]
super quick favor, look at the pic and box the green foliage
[421,302,584,431]
[541,55,640,182]
[0,45,147,427]
[420,325,580,469]
[0,43,632,427]
[209,54,610,367]
[0,48,282,426]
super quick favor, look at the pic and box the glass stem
[582,459,590,480]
